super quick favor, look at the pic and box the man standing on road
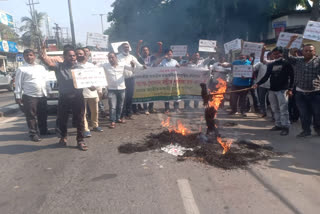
[14,49,54,142]
[117,43,143,119]
[41,48,88,151]
[253,47,294,136]
[75,48,103,138]
[284,35,320,137]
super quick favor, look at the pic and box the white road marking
[0,113,23,125]
[177,179,200,214]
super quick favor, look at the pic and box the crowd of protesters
[13,35,320,151]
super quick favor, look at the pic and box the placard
[242,42,263,57]
[233,65,253,78]
[303,20,320,42]
[91,51,109,65]
[170,45,188,57]
[86,33,109,48]
[224,39,242,54]
[111,41,132,53]
[276,32,303,49]
[71,67,107,89]
[199,40,217,52]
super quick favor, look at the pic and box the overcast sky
[0,0,114,44]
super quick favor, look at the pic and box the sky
[0,0,114,44]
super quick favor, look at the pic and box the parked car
[0,70,14,91]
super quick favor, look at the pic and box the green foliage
[106,0,313,53]
[0,24,19,42]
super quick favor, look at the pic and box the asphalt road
[0,105,319,214]
[0,89,15,108]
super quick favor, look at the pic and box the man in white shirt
[14,49,53,142]
[156,49,180,113]
[103,52,135,128]
[75,48,103,138]
[117,43,143,119]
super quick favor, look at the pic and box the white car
[0,70,14,91]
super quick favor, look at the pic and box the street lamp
[92,14,107,34]
[67,0,76,47]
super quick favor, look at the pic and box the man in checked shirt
[285,35,320,138]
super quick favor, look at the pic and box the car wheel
[7,82,14,91]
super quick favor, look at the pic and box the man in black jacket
[253,47,294,136]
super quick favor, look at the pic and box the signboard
[224,39,242,54]
[233,65,253,78]
[0,40,18,53]
[272,21,286,29]
[91,51,109,65]
[0,10,14,27]
[16,54,23,62]
[132,67,209,103]
[303,20,320,42]
[170,45,188,57]
[111,41,132,53]
[71,67,107,89]
[198,40,217,52]
[86,33,109,48]
[242,42,263,57]
[276,32,303,49]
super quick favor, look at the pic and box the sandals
[109,122,116,129]
[77,141,88,151]
[58,138,67,146]
[116,119,126,124]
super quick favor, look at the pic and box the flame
[217,137,233,154]
[209,78,227,112]
[161,117,190,136]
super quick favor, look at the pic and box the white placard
[198,40,217,52]
[224,39,242,54]
[91,51,109,65]
[276,32,303,49]
[111,41,132,53]
[71,67,107,89]
[86,33,109,48]
[170,45,188,57]
[242,42,263,57]
[233,65,253,78]
[303,20,320,42]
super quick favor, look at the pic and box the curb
[0,105,20,117]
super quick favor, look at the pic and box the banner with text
[303,20,320,42]
[86,33,109,48]
[224,39,242,54]
[199,40,217,52]
[170,45,188,57]
[72,67,107,89]
[133,67,209,103]
[242,41,263,58]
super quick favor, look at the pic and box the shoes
[260,113,267,118]
[270,126,283,131]
[93,127,103,132]
[145,111,150,115]
[228,111,236,115]
[175,109,181,113]
[280,128,289,136]
[30,135,41,142]
[116,119,126,123]
[164,110,170,114]
[126,115,134,120]
[296,131,312,138]
[240,112,247,117]
[149,109,157,113]
[84,131,92,138]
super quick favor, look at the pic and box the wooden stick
[210,87,252,96]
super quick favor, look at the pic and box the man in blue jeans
[284,35,320,137]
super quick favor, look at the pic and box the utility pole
[92,14,107,34]
[67,0,76,47]
[53,23,61,48]
[26,0,41,50]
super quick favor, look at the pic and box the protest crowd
[13,35,320,151]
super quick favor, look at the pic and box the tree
[0,24,19,42]
[20,10,45,49]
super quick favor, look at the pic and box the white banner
[224,39,242,54]
[111,41,132,53]
[91,51,109,65]
[233,65,253,78]
[242,42,263,58]
[277,32,303,49]
[199,40,217,52]
[71,67,107,89]
[170,45,188,57]
[86,33,109,48]
[303,20,320,42]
